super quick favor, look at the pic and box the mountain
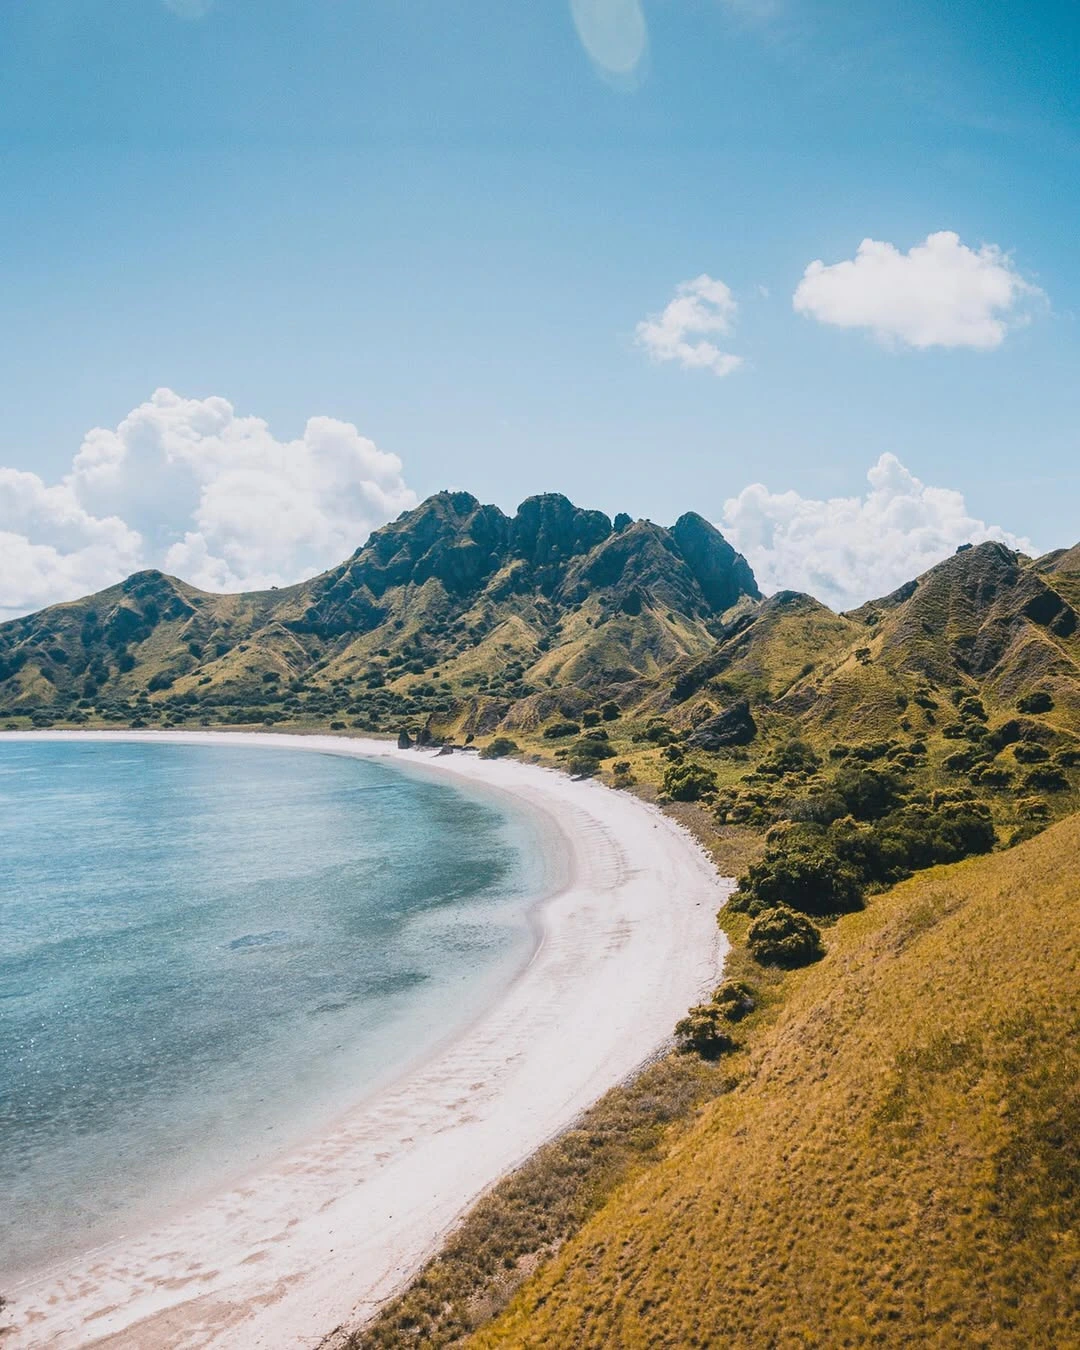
[474,814,1080,1348]
[3,504,1079,776]
[0,491,760,729]
[619,540,1080,752]
[5,490,1079,1350]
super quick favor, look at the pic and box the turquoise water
[0,738,544,1277]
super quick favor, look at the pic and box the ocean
[0,738,543,1277]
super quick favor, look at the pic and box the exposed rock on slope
[0,491,760,721]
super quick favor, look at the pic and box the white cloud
[793,231,1042,350]
[720,453,1031,611]
[0,389,416,620]
[635,274,743,376]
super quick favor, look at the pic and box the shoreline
[2,730,731,1349]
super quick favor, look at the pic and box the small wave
[227,930,290,951]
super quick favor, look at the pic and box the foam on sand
[3,730,730,1349]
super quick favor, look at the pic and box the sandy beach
[2,730,730,1349]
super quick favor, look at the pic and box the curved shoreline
[2,731,731,1349]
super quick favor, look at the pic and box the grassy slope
[475,815,1080,1349]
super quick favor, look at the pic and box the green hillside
[4,493,1079,1348]
[474,814,1080,1349]
[0,491,759,733]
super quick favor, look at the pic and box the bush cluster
[674,981,758,1056]
[746,905,823,968]
[731,769,996,921]
[543,720,580,739]
[479,736,519,760]
[662,760,718,802]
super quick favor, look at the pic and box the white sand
[3,731,730,1349]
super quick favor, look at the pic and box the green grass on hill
[473,814,1080,1349]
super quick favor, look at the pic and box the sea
[0,738,545,1277]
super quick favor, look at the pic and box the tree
[832,764,904,820]
[734,842,863,916]
[747,906,823,968]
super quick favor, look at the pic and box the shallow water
[0,739,543,1276]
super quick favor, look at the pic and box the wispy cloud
[635,275,743,377]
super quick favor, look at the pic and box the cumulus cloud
[0,389,416,620]
[720,453,1031,611]
[635,274,743,376]
[793,231,1042,350]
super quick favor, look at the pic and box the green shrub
[567,755,599,778]
[747,906,823,968]
[832,764,905,820]
[1017,796,1051,820]
[972,764,1013,787]
[711,980,756,1022]
[674,1004,735,1058]
[662,760,718,802]
[733,840,864,917]
[582,709,602,728]
[569,733,614,762]
[1020,766,1070,792]
[757,739,821,779]
[543,720,581,739]
[1014,742,1050,763]
[1017,690,1054,714]
[479,736,519,760]
[601,701,621,721]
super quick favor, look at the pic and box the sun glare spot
[570,0,648,82]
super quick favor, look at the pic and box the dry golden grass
[474,815,1080,1349]
[347,1055,738,1349]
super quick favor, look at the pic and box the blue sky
[0,0,1078,615]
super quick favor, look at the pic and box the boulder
[686,698,757,750]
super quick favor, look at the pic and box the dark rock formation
[670,512,761,613]
[686,699,757,750]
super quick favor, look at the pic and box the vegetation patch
[476,816,1080,1349]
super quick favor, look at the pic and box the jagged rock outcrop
[686,699,757,749]
[670,512,761,613]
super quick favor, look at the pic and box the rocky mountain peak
[669,512,762,613]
